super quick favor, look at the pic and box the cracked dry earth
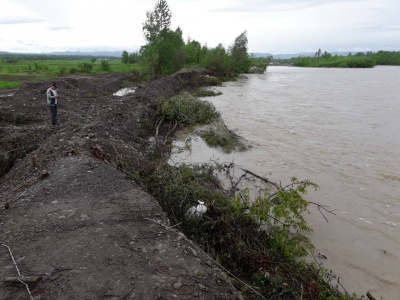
[0,72,243,299]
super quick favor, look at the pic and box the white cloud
[0,17,44,24]
[1,0,399,54]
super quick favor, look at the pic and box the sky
[1,0,400,54]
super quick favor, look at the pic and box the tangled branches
[142,161,353,299]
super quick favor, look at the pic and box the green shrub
[140,162,352,299]
[69,67,79,74]
[158,92,220,126]
[199,75,222,86]
[100,60,111,71]
[59,66,68,75]
[78,62,93,73]
[33,62,49,71]
[200,119,248,153]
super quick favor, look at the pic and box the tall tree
[140,1,184,78]
[142,0,172,44]
[229,31,251,73]
[121,50,129,63]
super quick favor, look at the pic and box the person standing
[46,83,59,125]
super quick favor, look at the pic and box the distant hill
[0,51,122,61]
[252,52,353,59]
[49,50,123,57]
[1,50,364,61]
[251,53,274,58]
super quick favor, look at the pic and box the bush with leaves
[140,162,357,299]
[78,62,93,73]
[158,92,219,126]
[100,60,111,71]
[231,177,318,259]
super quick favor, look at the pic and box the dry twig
[1,243,34,300]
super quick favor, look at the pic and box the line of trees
[121,0,268,78]
[354,50,400,65]
[288,49,400,68]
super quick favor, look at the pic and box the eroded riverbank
[0,71,244,299]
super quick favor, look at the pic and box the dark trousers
[49,104,57,125]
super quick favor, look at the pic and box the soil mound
[0,71,243,299]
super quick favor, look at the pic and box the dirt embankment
[0,71,243,299]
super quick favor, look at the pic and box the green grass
[0,59,142,80]
[0,81,21,89]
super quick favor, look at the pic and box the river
[170,66,400,299]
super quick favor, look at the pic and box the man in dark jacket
[46,83,59,125]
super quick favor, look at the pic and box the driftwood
[4,276,42,284]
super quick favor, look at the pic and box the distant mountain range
[49,51,338,59]
[49,50,123,57]
[252,52,352,59]
[0,50,123,58]
[1,50,355,59]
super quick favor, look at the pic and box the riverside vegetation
[275,48,400,68]
[137,89,369,299]
[0,0,382,298]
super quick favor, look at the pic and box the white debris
[113,87,136,96]
[185,201,207,218]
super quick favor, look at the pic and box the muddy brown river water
[170,66,400,299]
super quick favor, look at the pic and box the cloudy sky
[1,0,399,54]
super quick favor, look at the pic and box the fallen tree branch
[308,201,337,222]
[1,244,34,300]
[155,116,165,144]
[163,120,178,143]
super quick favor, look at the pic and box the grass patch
[0,59,142,79]
[199,75,222,86]
[0,81,21,90]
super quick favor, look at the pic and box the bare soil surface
[0,71,243,299]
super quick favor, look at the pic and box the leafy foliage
[229,31,252,73]
[183,39,205,65]
[232,178,318,258]
[140,1,184,78]
[140,27,185,78]
[77,62,93,73]
[158,92,219,126]
[142,0,172,44]
[201,44,231,74]
[122,50,141,64]
[248,56,271,74]
[121,50,129,63]
[200,119,248,153]
[141,162,356,299]
[100,60,111,71]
